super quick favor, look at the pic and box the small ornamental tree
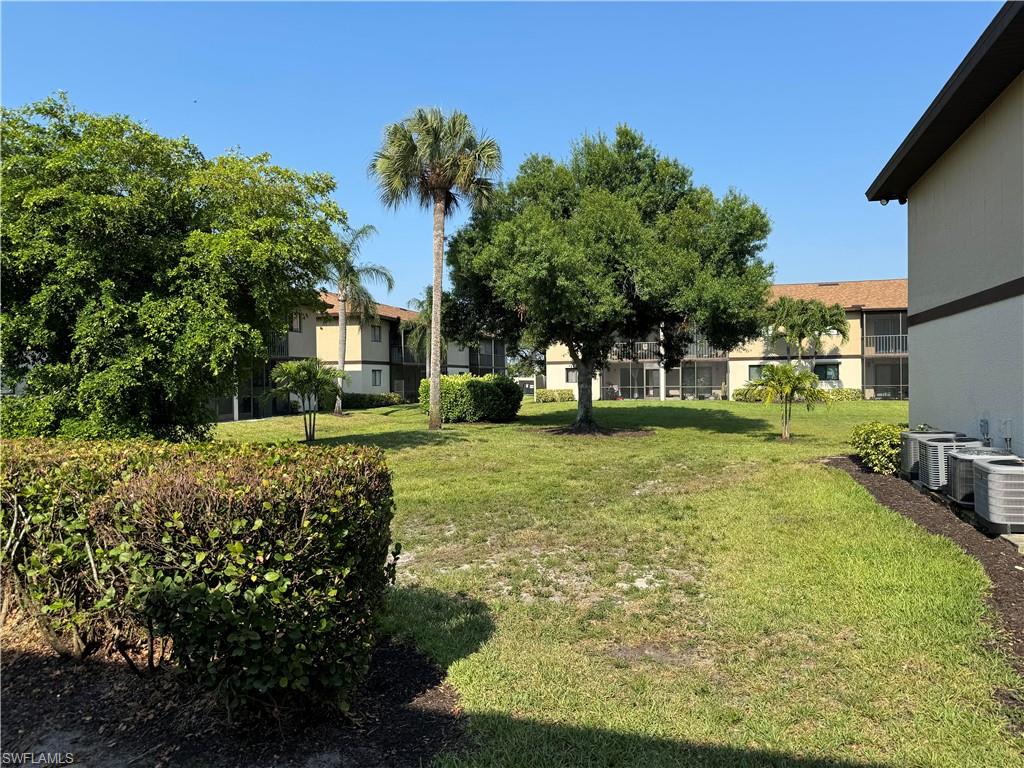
[746,363,826,440]
[269,358,343,442]
[448,126,772,431]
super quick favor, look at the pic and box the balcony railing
[390,347,426,365]
[610,338,726,362]
[863,334,907,355]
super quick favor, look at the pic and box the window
[813,363,840,382]
[748,365,764,381]
[289,313,302,333]
[566,368,579,383]
[372,369,382,387]
[371,324,382,343]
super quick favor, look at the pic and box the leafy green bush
[851,421,907,475]
[824,388,863,402]
[0,395,63,437]
[417,374,523,422]
[535,388,575,403]
[2,439,397,713]
[340,392,404,410]
[730,385,759,403]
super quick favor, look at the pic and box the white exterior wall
[342,364,392,396]
[910,297,1024,450]
[907,73,1024,452]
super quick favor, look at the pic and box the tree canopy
[0,96,346,439]
[447,125,773,430]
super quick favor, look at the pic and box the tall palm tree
[326,225,394,414]
[370,108,501,430]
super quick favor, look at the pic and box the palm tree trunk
[428,193,445,430]
[334,292,347,415]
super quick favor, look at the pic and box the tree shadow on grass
[519,402,773,436]
[2,588,903,768]
[314,429,467,451]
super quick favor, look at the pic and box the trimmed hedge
[417,373,523,423]
[851,421,907,475]
[730,385,759,403]
[1,439,397,713]
[535,388,575,403]
[824,388,863,402]
[338,392,403,410]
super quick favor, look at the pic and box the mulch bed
[828,455,1024,671]
[1,614,464,768]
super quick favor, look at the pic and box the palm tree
[269,358,345,442]
[401,286,446,372]
[746,363,826,440]
[326,225,394,414]
[370,108,501,430]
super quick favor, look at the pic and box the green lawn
[218,400,1023,768]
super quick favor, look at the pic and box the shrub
[730,385,759,403]
[851,421,907,475]
[0,394,63,437]
[535,388,575,403]
[2,439,397,714]
[417,374,523,423]
[339,392,403,410]
[824,388,863,402]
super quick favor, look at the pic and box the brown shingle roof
[318,291,419,323]
[770,279,907,311]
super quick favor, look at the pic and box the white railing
[610,337,726,361]
[863,334,907,355]
[610,341,660,360]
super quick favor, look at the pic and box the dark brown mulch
[1,615,463,768]
[827,455,1024,671]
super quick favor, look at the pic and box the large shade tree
[369,108,501,430]
[326,225,394,414]
[448,126,773,431]
[0,96,346,439]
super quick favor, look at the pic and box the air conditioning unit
[974,457,1024,534]
[900,430,960,479]
[947,448,1012,504]
[918,436,984,490]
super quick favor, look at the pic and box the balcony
[390,346,426,365]
[863,334,907,356]
[610,337,726,362]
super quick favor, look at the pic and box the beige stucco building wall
[907,73,1024,451]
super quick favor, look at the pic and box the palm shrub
[269,358,343,441]
[745,363,826,440]
[370,108,501,430]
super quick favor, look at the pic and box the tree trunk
[428,193,446,430]
[334,290,347,415]
[572,358,599,432]
[781,397,791,440]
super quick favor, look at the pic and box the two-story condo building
[545,278,908,402]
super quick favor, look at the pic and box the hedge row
[339,392,404,410]
[1,439,397,713]
[851,421,907,475]
[731,385,863,403]
[418,373,523,423]
[535,388,575,403]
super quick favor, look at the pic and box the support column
[232,394,239,422]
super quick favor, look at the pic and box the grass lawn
[218,400,1023,767]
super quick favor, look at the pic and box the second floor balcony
[610,337,726,362]
[863,334,908,356]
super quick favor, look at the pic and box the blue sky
[2,2,1001,306]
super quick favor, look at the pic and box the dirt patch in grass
[1,613,463,768]
[828,456,1024,675]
